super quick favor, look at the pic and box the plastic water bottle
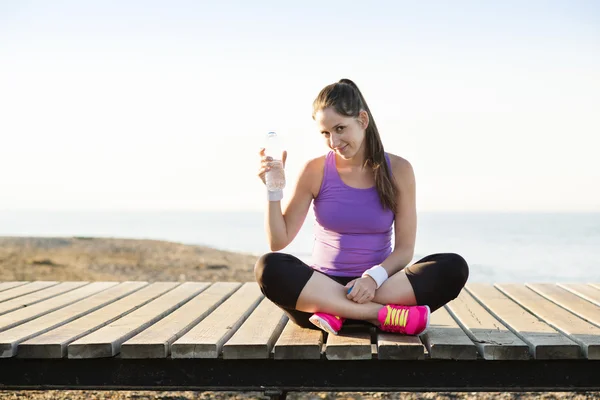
[265,131,286,191]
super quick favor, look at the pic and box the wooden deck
[0,280,599,394]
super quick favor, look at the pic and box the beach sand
[0,236,597,400]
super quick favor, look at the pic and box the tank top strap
[384,152,391,168]
[319,151,338,190]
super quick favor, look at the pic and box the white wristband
[362,265,388,289]
[267,189,283,201]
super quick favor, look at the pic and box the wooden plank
[171,282,263,358]
[467,283,582,359]
[325,329,372,360]
[528,283,600,327]
[0,281,59,305]
[420,306,477,360]
[496,283,600,359]
[0,282,145,357]
[67,282,205,358]
[591,283,600,291]
[273,321,323,360]
[376,333,425,360]
[559,283,600,307]
[0,282,95,332]
[0,282,29,293]
[17,282,177,358]
[222,297,288,359]
[445,290,530,360]
[121,282,239,359]
[0,282,87,316]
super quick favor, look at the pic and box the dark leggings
[254,252,469,329]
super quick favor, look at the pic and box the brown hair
[312,78,398,211]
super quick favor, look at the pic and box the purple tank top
[311,151,395,277]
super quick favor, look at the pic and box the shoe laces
[383,305,409,332]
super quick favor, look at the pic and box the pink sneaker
[309,312,345,335]
[377,304,430,335]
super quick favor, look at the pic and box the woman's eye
[336,126,344,132]
[322,132,330,137]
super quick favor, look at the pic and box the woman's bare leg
[295,272,381,321]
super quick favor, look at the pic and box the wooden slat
[273,321,323,360]
[0,282,58,314]
[0,282,57,303]
[528,283,600,327]
[171,282,263,358]
[446,290,530,360]
[376,333,425,360]
[496,283,600,359]
[0,282,29,293]
[559,283,600,307]
[18,282,177,358]
[467,283,582,359]
[121,282,239,359]
[0,282,98,333]
[591,283,600,291]
[67,282,205,358]
[0,282,145,357]
[420,306,477,360]
[325,329,372,360]
[222,297,288,359]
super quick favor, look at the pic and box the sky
[1,0,599,212]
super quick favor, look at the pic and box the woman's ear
[358,110,369,130]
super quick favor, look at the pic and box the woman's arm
[265,157,324,251]
[379,154,417,274]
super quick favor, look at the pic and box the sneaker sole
[308,315,339,335]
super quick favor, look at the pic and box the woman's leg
[374,253,469,312]
[295,270,382,321]
[254,252,382,324]
[293,253,469,327]
[255,252,469,328]
[254,252,315,328]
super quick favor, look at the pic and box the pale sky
[1,0,599,212]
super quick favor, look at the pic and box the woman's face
[314,107,369,160]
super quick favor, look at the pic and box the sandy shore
[0,237,258,282]
[0,236,597,400]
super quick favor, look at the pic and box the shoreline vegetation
[0,236,596,400]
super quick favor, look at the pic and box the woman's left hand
[345,276,377,304]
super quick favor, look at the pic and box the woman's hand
[345,276,377,304]
[258,148,287,185]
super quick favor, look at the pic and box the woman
[255,79,469,335]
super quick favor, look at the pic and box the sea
[1,210,599,283]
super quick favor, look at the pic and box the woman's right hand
[258,148,287,185]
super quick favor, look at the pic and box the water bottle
[265,131,286,192]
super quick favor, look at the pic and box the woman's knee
[440,253,469,298]
[254,251,314,308]
[408,252,469,311]
[254,252,287,289]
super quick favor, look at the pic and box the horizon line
[1,209,599,214]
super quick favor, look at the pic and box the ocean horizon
[1,210,599,283]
